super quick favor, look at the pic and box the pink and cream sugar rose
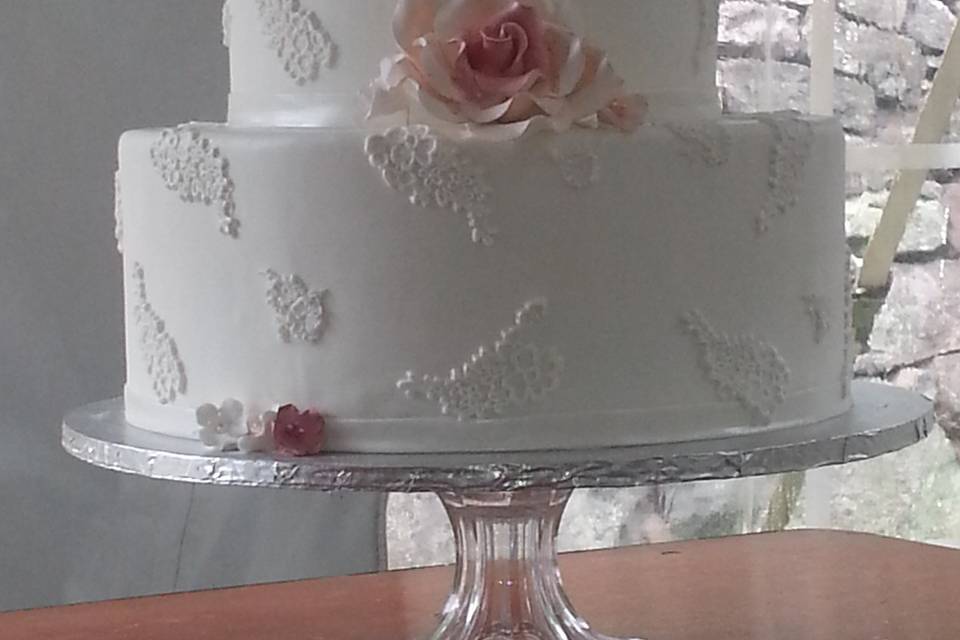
[368,0,646,139]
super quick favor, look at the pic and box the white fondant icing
[802,294,831,345]
[123,384,846,454]
[119,116,852,452]
[225,0,722,126]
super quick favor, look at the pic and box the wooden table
[2,530,956,640]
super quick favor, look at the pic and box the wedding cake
[116,0,853,455]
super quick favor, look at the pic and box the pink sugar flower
[368,0,645,140]
[273,404,326,457]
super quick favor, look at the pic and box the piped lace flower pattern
[132,263,187,404]
[150,126,239,237]
[256,0,337,85]
[802,294,831,345]
[550,147,601,190]
[398,300,564,421]
[114,170,123,253]
[365,126,496,246]
[682,310,790,426]
[263,269,329,345]
[664,120,731,167]
[755,113,814,236]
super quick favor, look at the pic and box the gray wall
[0,0,384,612]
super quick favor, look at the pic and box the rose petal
[498,92,543,123]
[380,54,417,89]
[502,25,531,76]
[417,87,472,123]
[434,0,517,40]
[496,4,547,71]
[530,93,564,116]
[473,68,542,100]
[393,0,441,54]
[470,25,524,75]
[419,38,469,102]
[555,54,626,127]
[468,113,550,141]
[456,95,519,124]
[544,29,586,97]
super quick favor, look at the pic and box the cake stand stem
[432,489,635,640]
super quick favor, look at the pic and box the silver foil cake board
[62,381,934,493]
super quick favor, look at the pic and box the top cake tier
[225,0,721,127]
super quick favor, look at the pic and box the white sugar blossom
[196,399,247,452]
[196,400,277,454]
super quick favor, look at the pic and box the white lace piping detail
[256,0,338,85]
[664,120,731,166]
[365,125,496,246]
[150,126,239,237]
[262,269,329,345]
[131,263,187,405]
[550,146,601,189]
[398,299,564,421]
[755,112,814,236]
[682,310,791,426]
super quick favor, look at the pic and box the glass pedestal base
[433,489,627,640]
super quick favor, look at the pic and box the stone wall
[719,0,956,137]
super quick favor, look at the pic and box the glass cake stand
[62,381,933,640]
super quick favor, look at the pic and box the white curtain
[0,0,385,611]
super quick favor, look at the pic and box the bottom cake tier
[117,112,852,453]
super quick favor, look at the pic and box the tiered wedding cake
[116,0,852,454]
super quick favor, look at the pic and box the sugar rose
[368,0,646,139]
